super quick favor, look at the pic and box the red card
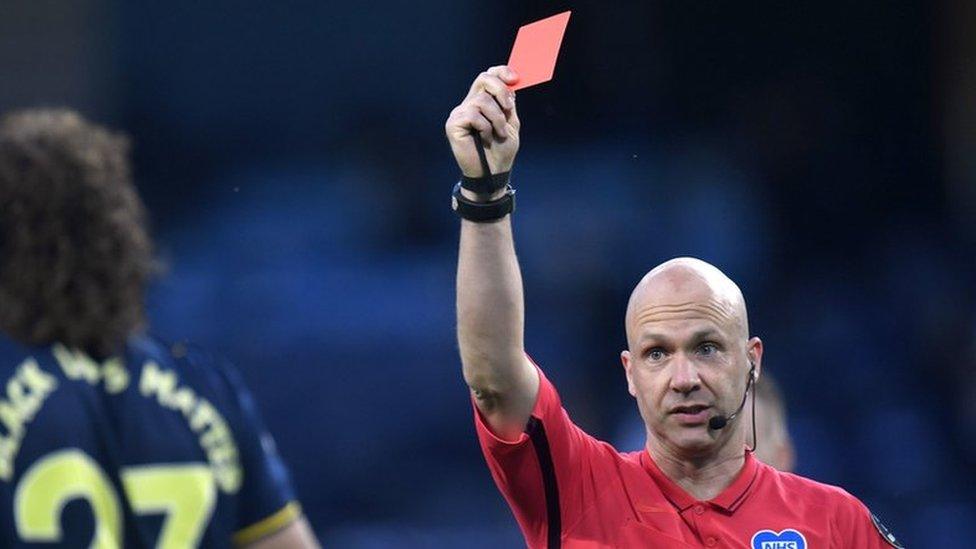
[506,11,571,91]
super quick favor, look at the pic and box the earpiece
[709,361,758,431]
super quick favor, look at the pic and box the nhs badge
[750,529,807,549]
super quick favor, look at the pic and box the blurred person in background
[746,373,796,473]
[0,110,319,548]
[447,66,904,548]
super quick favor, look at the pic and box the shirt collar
[640,448,760,513]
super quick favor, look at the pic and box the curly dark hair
[0,109,154,359]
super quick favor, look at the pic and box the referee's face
[621,260,762,458]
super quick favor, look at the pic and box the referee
[447,66,904,549]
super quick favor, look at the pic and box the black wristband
[452,182,515,222]
[460,171,511,195]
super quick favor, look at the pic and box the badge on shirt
[750,529,806,549]
[871,512,905,548]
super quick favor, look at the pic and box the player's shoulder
[759,461,867,513]
[127,333,238,383]
[0,333,44,371]
[127,333,218,368]
[0,331,229,383]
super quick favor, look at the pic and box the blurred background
[2,0,975,546]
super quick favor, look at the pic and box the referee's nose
[670,354,702,396]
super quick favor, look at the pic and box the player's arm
[206,354,321,549]
[240,516,319,549]
[447,65,539,441]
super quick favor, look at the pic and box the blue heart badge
[750,529,807,549]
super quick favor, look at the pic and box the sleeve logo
[751,529,807,549]
[871,512,905,548]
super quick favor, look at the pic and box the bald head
[625,258,749,345]
[621,258,761,461]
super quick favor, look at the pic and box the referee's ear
[621,350,637,397]
[746,337,764,381]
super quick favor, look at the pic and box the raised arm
[446,66,539,440]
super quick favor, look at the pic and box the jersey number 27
[14,448,216,548]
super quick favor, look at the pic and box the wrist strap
[473,132,492,176]
[461,171,511,194]
[461,133,511,195]
[452,182,515,222]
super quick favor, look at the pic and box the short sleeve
[832,490,905,548]
[473,358,614,548]
[215,362,302,546]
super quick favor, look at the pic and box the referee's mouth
[669,404,712,425]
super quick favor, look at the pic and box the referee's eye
[646,348,665,361]
[697,342,718,356]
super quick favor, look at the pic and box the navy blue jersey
[0,333,299,548]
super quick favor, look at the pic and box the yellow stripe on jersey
[232,501,302,546]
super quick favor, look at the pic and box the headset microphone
[707,362,756,432]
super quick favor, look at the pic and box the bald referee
[447,66,903,548]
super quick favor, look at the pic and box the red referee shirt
[474,365,902,548]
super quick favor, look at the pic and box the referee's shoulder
[759,461,866,510]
